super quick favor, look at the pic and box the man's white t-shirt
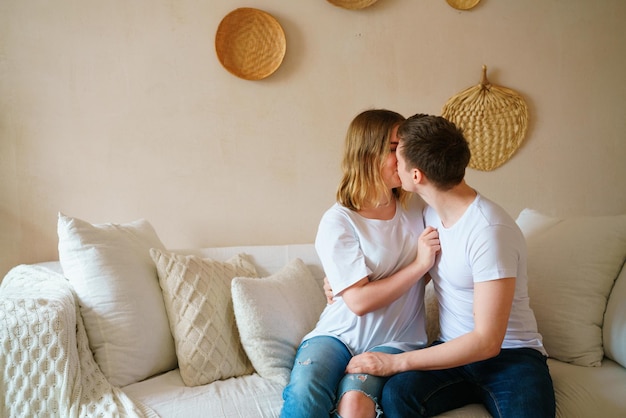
[303,198,428,355]
[425,193,547,355]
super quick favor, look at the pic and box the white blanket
[0,264,158,418]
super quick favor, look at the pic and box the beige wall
[1,0,625,278]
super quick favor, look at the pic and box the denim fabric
[280,336,403,418]
[336,346,404,418]
[381,345,555,418]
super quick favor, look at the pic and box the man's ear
[412,168,422,185]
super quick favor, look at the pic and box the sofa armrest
[0,264,79,417]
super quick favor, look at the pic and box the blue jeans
[280,336,402,418]
[381,344,555,418]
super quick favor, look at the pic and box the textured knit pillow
[57,213,177,387]
[150,248,258,386]
[518,209,626,367]
[231,258,326,385]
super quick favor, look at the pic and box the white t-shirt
[425,194,547,355]
[303,198,428,355]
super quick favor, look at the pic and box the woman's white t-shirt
[303,198,428,355]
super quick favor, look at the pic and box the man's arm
[346,277,516,375]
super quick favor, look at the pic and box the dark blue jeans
[381,345,555,418]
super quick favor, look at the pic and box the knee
[337,390,377,418]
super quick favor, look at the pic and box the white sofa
[1,209,625,418]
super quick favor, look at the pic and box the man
[346,114,555,418]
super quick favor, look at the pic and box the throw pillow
[57,213,177,387]
[231,258,326,386]
[517,209,626,367]
[603,265,626,368]
[151,249,258,386]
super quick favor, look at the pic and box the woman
[280,109,440,418]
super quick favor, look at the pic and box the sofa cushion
[231,258,326,385]
[603,264,626,368]
[151,249,258,386]
[517,209,626,367]
[57,213,177,387]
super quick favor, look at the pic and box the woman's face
[381,125,402,190]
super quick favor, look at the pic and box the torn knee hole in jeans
[297,358,312,366]
[336,389,383,418]
[347,374,368,382]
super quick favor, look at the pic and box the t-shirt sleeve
[469,224,522,283]
[315,209,371,295]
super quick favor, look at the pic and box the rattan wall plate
[327,0,378,10]
[441,66,529,171]
[446,0,481,10]
[215,8,286,80]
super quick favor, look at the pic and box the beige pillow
[231,258,326,386]
[518,210,626,367]
[151,249,258,386]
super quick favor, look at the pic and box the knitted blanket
[0,264,159,418]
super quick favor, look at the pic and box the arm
[339,226,440,316]
[346,277,516,375]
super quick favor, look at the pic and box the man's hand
[346,351,398,377]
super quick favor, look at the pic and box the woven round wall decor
[441,66,529,171]
[327,0,378,10]
[446,0,481,10]
[215,8,286,80]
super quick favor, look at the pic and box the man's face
[395,141,415,192]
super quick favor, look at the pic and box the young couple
[280,110,555,418]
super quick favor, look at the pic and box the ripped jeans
[280,335,402,418]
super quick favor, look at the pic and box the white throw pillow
[603,264,626,368]
[231,258,326,386]
[151,249,257,386]
[517,209,626,367]
[57,213,177,387]
[515,208,561,239]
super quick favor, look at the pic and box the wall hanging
[441,65,529,171]
[327,0,378,10]
[446,0,481,10]
[215,8,286,80]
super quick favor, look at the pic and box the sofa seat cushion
[548,358,626,417]
[122,369,284,418]
[122,367,492,418]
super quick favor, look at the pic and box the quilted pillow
[517,209,626,367]
[231,258,326,385]
[57,213,177,387]
[151,248,258,386]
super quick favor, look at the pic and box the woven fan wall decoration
[441,66,529,171]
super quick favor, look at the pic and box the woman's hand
[415,226,440,272]
[323,276,334,304]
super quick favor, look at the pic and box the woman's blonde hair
[337,109,410,211]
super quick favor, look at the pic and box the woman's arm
[339,226,440,316]
[346,277,516,374]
